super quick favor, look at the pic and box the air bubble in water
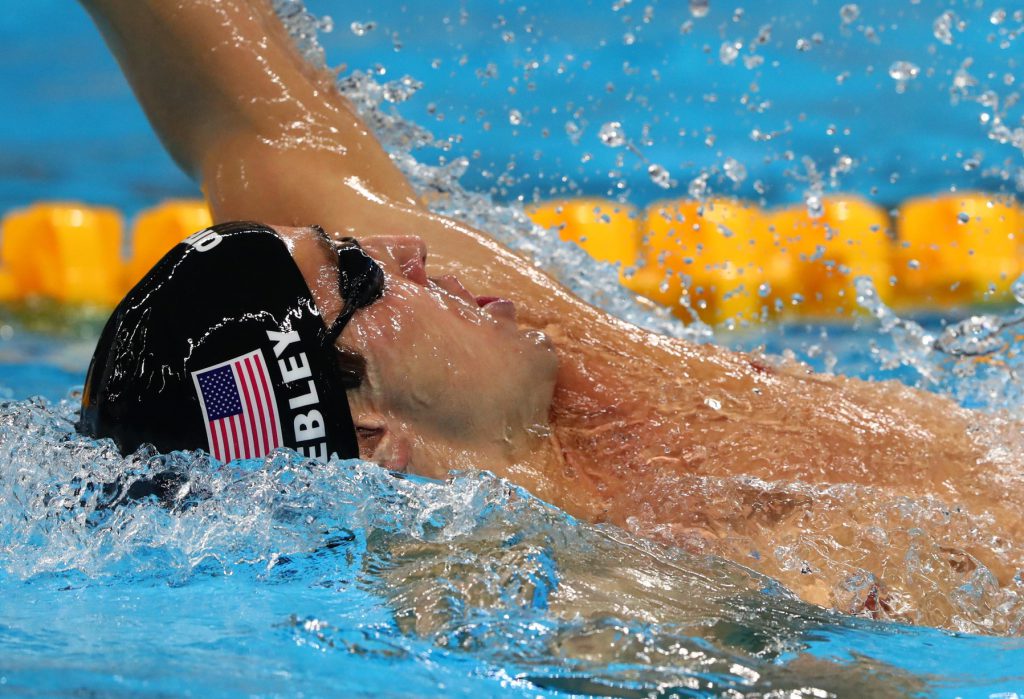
[840,4,860,25]
[990,9,1006,25]
[689,0,709,18]
[508,109,523,126]
[350,20,376,36]
[723,157,747,184]
[795,37,812,51]
[648,163,673,189]
[598,121,627,147]
[889,61,920,93]
[933,11,955,44]
[957,211,971,224]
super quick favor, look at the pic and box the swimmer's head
[79,221,383,462]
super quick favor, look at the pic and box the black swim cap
[80,221,361,462]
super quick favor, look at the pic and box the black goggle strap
[321,238,385,349]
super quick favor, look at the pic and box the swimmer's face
[275,226,558,476]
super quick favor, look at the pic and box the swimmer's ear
[354,412,411,473]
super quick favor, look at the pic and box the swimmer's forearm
[77,0,411,200]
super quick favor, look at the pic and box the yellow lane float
[1,193,1022,324]
[893,193,1021,308]
[0,200,212,307]
[630,198,766,323]
[127,200,213,288]
[526,198,640,277]
[764,196,893,318]
[0,203,124,305]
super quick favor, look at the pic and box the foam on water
[856,275,1024,413]
[0,396,926,695]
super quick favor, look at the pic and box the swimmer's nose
[359,236,429,286]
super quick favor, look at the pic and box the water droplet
[598,121,627,147]
[805,193,824,219]
[723,157,747,184]
[758,282,772,298]
[689,0,710,18]
[990,8,1007,25]
[719,40,741,65]
[933,11,955,45]
[350,20,376,36]
[688,173,709,199]
[957,211,971,224]
[840,4,860,24]
[888,61,920,93]
[381,75,423,103]
[648,163,673,189]
[1012,275,1024,304]
[508,109,523,126]
[907,259,921,270]
[743,54,764,70]
[888,61,919,82]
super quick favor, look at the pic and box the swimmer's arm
[77,0,416,204]
[78,0,601,327]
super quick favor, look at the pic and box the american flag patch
[192,350,283,462]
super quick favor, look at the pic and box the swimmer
[76,0,1024,624]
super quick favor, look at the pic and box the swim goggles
[322,234,386,347]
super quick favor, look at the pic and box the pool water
[4,0,1024,696]
[0,315,1022,697]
